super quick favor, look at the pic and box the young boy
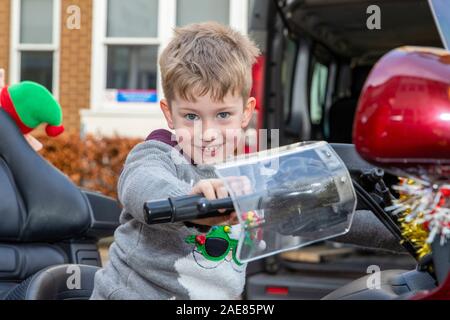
[90,22,260,300]
[91,22,405,300]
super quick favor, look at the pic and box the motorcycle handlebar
[143,194,234,224]
[144,182,340,225]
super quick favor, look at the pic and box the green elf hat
[0,81,64,137]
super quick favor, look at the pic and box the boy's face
[160,92,256,165]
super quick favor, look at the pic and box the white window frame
[9,0,61,99]
[90,0,248,113]
[90,0,172,113]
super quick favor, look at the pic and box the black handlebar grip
[143,198,174,224]
[144,195,235,225]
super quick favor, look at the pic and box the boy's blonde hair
[159,22,260,104]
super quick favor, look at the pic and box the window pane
[20,51,53,92]
[106,45,158,90]
[20,0,53,44]
[310,62,328,125]
[107,0,158,37]
[177,0,229,26]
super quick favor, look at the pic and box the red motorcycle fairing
[353,46,450,168]
[411,272,450,300]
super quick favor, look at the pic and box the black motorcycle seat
[0,109,91,242]
[4,264,99,300]
[322,269,436,300]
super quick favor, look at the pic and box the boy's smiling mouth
[199,145,222,157]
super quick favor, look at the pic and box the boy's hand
[189,177,252,226]
[24,134,43,151]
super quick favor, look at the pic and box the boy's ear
[160,99,175,130]
[241,97,256,129]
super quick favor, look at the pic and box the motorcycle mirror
[353,46,450,290]
[353,46,450,177]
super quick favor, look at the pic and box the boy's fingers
[207,179,227,200]
[191,180,216,199]
[200,181,216,200]
[227,178,242,196]
[216,186,229,213]
[238,176,252,194]
[209,179,225,190]
[225,176,252,196]
[216,186,228,198]
[243,177,252,194]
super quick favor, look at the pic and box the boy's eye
[185,113,199,121]
[217,112,230,119]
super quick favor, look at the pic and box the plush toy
[0,81,64,137]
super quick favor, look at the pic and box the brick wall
[0,0,10,84]
[59,0,93,133]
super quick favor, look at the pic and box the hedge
[36,133,141,199]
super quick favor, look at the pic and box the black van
[244,0,445,299]
[248,0,443,145]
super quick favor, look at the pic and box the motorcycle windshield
[215,141,357,263]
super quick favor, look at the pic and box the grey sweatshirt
[90,130,404,300]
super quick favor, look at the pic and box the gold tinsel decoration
[386,178,450,260]
[397,211,431,259]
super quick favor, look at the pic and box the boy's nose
[202,130,217,142]
[202,125,219,142]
